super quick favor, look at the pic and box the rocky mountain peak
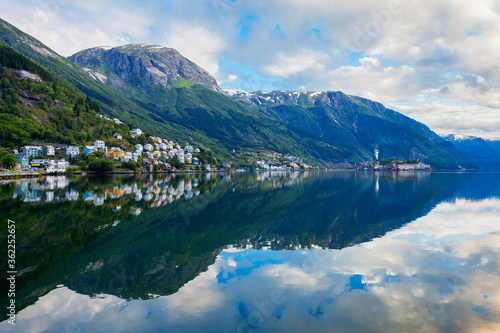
[68,44,222,93]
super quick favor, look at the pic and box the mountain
[68,45,223,93]
[0,17,470,169]
[443,134,500,170]
[226,90,464,169]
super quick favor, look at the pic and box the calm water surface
[0,171,499,332]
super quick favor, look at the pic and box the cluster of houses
[355,162,431,171]
[13,144,68,172]
[256,160,312,170]
[96,113,124,125]
[64,131,210,170]
[11,127,215,172]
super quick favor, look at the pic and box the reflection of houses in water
[46,191,54,203]
[255,170,307,188]
[46,176,69,189]
[82,192,95,201]
[7,174,214,208]
[22,190,42,202]
[168,187,178,196]
[105,187,125,199]
[131,208,142,216]
[93,197,105,206]
[65,190,79,201]
[16,181,29,193]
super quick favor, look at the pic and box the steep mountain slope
[226,90,462,169]
[69,45,222,93]
[0,41,129,148]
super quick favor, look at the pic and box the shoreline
[1,169,493,180]
[0,168,230,180]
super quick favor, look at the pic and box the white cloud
[2,0,500,138]
[261,49,327,78]
[162,23,227,80]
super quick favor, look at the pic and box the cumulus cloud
[2,0,500,138]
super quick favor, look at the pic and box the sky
[2,0,500,139]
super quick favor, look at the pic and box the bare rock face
[68,44,222,93]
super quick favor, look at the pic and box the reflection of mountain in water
[1,172,499,318]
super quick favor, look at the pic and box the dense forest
[0,42,132,149]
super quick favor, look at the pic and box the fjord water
[1,172,499,332]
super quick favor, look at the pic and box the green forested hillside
[0,42,131,148]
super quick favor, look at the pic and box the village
[355,150,432,172]
[1,112,319,175]
[3,121,225,174]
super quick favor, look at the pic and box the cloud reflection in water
[4,198,500,333]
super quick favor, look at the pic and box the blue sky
[2,0,500,139]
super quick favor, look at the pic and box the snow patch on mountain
[83,68,108,84]
[223,89,249,96]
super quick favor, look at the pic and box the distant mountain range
[443,134,500,169]
[1,17,498,169]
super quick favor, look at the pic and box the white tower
[374,149,379,161]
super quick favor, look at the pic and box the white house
[176,150,185,162]
[45,145,55,156]
[185,146,194,153]
[66,146,80,158]
[94,140,106,149]
[65,190,79,201]
[185,153,193,160]
[23,146,43,158]
[154,143,160,151]
[159,143,167,150]
[121,152,133,161]
[168,141,174,149]
[131,128,143,136]
[135,144,143,152]
[194,148,201,153]
[113,133,123,140]
[144,144,154,151]
[56,159,68,172]
[46,159,68,173]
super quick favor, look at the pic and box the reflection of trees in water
[1,172,499,320]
